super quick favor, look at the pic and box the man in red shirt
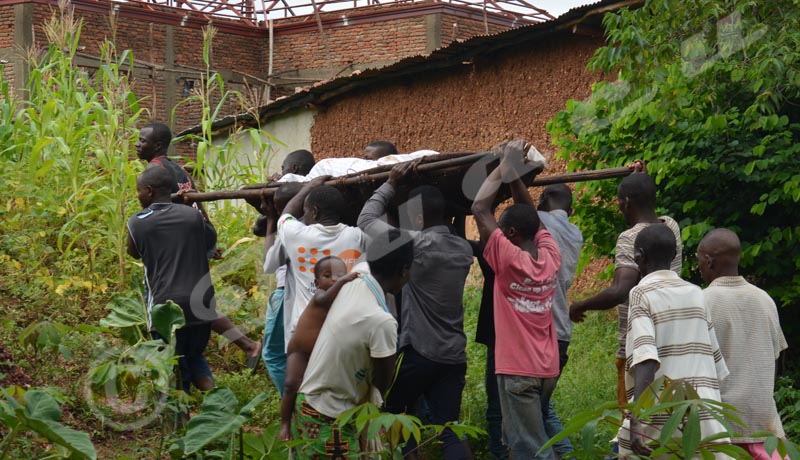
[471,140,561,460]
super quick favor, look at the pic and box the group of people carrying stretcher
[128,122,788,460]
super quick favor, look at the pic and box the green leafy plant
[544,376,800,459]
[0,387,97,459]
[547,0,800,310]
[241,422,291,460]
[775,376,800,441]
[169,387,268,458]
[332,402,485,459]
[99,293,148,345]
[85,301,184,431]
[19,320,73,360]
[0,1,143,320]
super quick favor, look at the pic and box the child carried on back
[279,256,359,440]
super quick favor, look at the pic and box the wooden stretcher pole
[530,166,633,187]
[172,152,491,203]
[173,161,636,204]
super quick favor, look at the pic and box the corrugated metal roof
[178,0,642,136]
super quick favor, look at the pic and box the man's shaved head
[282,150,315,176]
[699,228,741,258]
[136,166,174,208]
[138,166,174,195]
[697,228,741,284]
[634,223,677,273]
[618,173,657,210]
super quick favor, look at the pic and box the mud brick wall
[309,32,603,161]
[307,32,611,290]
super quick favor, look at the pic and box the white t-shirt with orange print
[277,214,367,336]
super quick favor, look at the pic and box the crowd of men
[127,123,788,460]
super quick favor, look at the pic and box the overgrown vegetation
[548,0,800,334]
[1,1,798,458]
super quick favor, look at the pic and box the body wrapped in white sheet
[278,150,440,182]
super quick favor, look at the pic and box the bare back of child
[279,256,359,440]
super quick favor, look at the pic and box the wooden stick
[531,166,633,186]
[173,160,634,203]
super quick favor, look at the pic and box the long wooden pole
[173,161,634,204]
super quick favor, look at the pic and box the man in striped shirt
[621,224,729,457]
[699,229,788,460]
[570,171,682,408]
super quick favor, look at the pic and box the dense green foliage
[0,388,97,459]
[548,0,800,309]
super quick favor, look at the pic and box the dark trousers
[485,341,572,459]
[384,347,469,460]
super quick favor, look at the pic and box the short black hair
[275,182,303,203]
[138,166,174,196]
[283,150,315,176]
[366,141,398,157]
[407,185,446,226]
[367,229,414,277]
[540,183,573,213]
[142,122,173,153]
[618,174,657,210]
[498,204,540,239]
[634,224,676,266]
[313,256,347,279]
[306,185,345,222]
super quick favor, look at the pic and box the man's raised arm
[500,140,538,208]
[358,161,416,236]
[471,164,502,243]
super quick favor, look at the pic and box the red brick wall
[0,5,14,49]
[10,0,531,151]
[0,5,16,89]
[27,3,264,136]
[440,13,507,44]
[271,15,428,73]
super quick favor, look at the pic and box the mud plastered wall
[310,32,601,163]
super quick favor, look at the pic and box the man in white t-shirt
[283,230,414,459]
[275,176,368,342]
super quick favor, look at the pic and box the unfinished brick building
[0,0,551,138]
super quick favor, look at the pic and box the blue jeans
[262,288,286,395]
[497,374,557,460]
